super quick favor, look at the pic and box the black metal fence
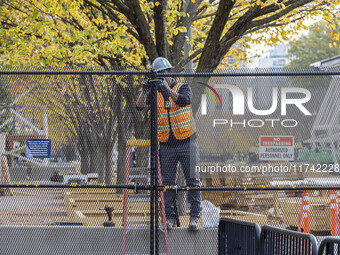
[318,238,340,255]
[218,218,330,255]
[259,225,318,255]
[0,68,340,255]
[218,217,261,255]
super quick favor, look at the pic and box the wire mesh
[0,67,339,255]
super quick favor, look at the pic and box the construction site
[0,66,340,255]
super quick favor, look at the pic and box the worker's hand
[142,80,150,93]
[159,78,171,94]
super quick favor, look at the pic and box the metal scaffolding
[307,76,340,165]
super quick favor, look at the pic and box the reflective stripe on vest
[158,107,192,120]
[158,119,195,131]
[157,82,196,142]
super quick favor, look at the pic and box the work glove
[142,80,150,93]
[158,78,171,94]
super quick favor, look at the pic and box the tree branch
[171,0,202,65]
[251,0,314,27]
[197,0,236,70]
[82,0,140,40]
[154,0,168,57]
[178,48,203,70]
[105,0,158,61]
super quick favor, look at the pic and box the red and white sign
[259,136,294,161]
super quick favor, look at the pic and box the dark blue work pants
[159,139,201,219]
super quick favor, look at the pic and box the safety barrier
[218,219,321,255]
[318,238,340,255]
[218,218,261,255]
[259,225,318,255]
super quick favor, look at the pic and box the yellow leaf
[191,0,195,2]
[3,8,10,14]
[329,43,333,48]
[293,38,296,43]
[155,1,160,6]
[334,42,337,48]
[317,27,320,32]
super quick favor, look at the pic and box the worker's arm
[136,90,148,110]
[160,77,185,102]
[136,80,151,110]
[174,83,191,107]
[169,88,179,102]
[159,79,191,107]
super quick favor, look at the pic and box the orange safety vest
[157,82,196,143]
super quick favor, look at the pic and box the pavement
[0,187,68,225]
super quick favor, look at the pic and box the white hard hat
[152,57,173,72]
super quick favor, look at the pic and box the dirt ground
[0,187,68,225]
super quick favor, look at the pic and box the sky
[248,17,321,57]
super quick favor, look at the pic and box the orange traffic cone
[301,190,310,234]
[330,190,340,236]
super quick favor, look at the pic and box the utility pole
[176,0,193,218]
[183,0,193,72]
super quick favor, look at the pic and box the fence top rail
[261,225,318,241]
[319,237,340,248]
[219,217,261,231]
[1,69,340,77]
[0,184,152,189]
[162,185,340,191]
[3,184,340,190]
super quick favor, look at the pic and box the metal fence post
[149,72,159,255]
[154,74,160,255]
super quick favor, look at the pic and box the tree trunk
[79,125,91,174]
[91,141,106,183]
[134,118,150,168]
[116,92,126,188]
[79,145,91,174]
[104,141,113,184]
[116,127,126,187]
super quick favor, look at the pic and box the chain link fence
[0,67,339,254]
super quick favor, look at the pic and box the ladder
[122,139,169,255]
[0,133,11,196]
[0,156,11,196]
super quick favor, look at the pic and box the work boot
[166,218,176,230]
[188,217,200,231]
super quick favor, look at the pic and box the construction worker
[136,57,201,231]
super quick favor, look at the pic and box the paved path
[0,187,68,225]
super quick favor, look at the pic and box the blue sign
[26,139,51,158]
